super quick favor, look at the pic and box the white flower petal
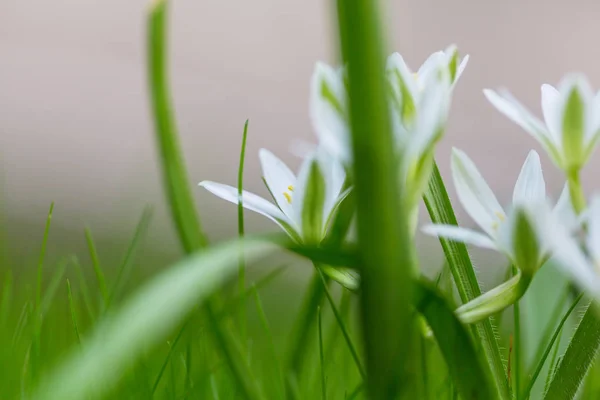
[416,51,446,87]
[512,150,546,205]
[451,148,505,236]
[541,84,562,145]
[553,183,579,232]
[316,147,347,220]
[259,149,296,220]
[292,152,318,232]
[310,62,351,164]
[199,181,294,232]
[386,52,418,103]
[484,89,561,163]
[547,215,600,297]
[587,196,600,264]
[422,224,497,250]
[453,54,469,85]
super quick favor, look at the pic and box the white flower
[423,149,561,276]
[199,148,349,244]
[547,195,600,297]
[310,47,467,208]
[484,74,600,172]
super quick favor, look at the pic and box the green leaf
[32,239,275,400]
[543,301,600,400]
[512,207,542,277]
[415,280,496,400]
[423,162,510,399]
[147,0,207,253]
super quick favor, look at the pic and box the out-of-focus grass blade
[36,203,54,311]
[147,0,207,253]
[151,319,188,395]
[318,306,327,400]
[106,207,153,310]
[522,293,583,399]
[237,119,249,340]
[336,0,415,397]
[252,284,284,399]
[84,228,108,306]
[415,280,495,400]
[31,239,274,400]
[424,163,509,399]
[543,301,600,400]
[39,260,68,317]
[74,259,96,321]
[66,279,81,345]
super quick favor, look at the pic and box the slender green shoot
[151,320,188,394]
[0,269,13,327]
[66,279,81,345]
[36,203,54,311]
[238,119,249,341]
[84,228,108,307]
[106,207,153,310]
[513,267,521,399]
[317,267,365,379]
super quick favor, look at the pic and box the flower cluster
[199,45,600,306]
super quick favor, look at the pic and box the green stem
[514,283,521,399]
[336,0,415,397]
[457,272,531,325]
[237,119,249,342]
[424,163,510,399]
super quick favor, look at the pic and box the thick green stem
[567,170,586,215]
[457,272,531,325]
[337,0,415,398]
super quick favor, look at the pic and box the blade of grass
[543,300,600,400]
[73,259,96,321]
[317,267,365,379]
[424,162,509,399]
[147,2,265,397]
[415,279,496,399]
[237,119,249,341]
[252,284,285,399]
[318,306,327,400]
[151,319,188,395]
[36,202,54,311]
[84,228,108,307]
[336,0,414,397]
[31,239,274,400]
[106,207,153,310]
[521,293,583,399]
[147,0,207,253]
[66,279,81,345]
[513,267,521,399]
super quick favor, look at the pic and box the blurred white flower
[484,74,600,173]
[423,149,562,276]
[199,148,349,244]
[309,46,468,210]
[547,195,600,296]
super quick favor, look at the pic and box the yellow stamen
[495,211,506,221]
[283,192,292,204]
[288,185,294,192]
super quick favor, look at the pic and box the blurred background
[2,0,600,275]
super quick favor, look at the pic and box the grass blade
[543,301,600,400]
[147,0,207,253]
[415,279,495,399]
[238,119,249,340]
[36,202,54,311]
[424,163,509,399]
[336,0,414,397]
[31,239,274,400]
[522,293,583,399]
[151,320,187,394]
[252,284,285,399]
[318,306,327,400]
[66,279,81,345]
[317,267,365,379]
[0,269,13,327]
[106,207,153,310]
[84,228,108,307]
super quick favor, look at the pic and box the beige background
[2,0,600,261]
